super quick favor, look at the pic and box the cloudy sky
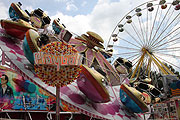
[0,0,149,45]
[1,0,180,72]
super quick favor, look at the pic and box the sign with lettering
[34,52,83,71]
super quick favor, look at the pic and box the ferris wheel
[107,0,180,80]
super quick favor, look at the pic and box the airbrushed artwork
[0,66,51,110]
[0,66,76,112]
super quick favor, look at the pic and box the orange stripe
[26,30,37,53]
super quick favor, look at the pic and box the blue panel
[9,6,20,21]
[120,88,143,113]
[52,22,61,34]
[23,36,34,64]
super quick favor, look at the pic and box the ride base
[0,111,97,120]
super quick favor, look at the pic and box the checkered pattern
[0,28,144,120]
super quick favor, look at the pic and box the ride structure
[0,0,180,119]
[107,0,180,119]
[0,1,143,120]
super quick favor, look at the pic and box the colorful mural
[0,65,54,111]
[0,65,77,112]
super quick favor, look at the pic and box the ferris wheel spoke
[146,8,149,46]
[165,41,180,48]
[156,7,163,30]
[115,36,141,48]
[155,49,180,53]
[156,54,180,70]
[151,60,160,73]
[132,55,141,67]
[155,52,180,59]
[142,58,150,75]
[155,42,180,52]
[133,54,146,78]
[138,17,146,45]
[153,29,180,50]
[155,46,180,52]
[150,4,172,46]
[113,53,140,60]
[108,45,140,51]
[147,12,152,46]
[151,13,180,47]
[158,6,174,33]
[149,9,163,46]
[141,57,148,70]
[113,51,139,56]
[140,15,147,45]
[115,37,141,48]
[152,25,180,49]
[148,5,160,47]
[160,8,175,31]
[131,54,141,62]
[153,26,180,49]
[160,39,180,49]
[152,10,176,47]
[126,53,141,61]
[146,58,152,77]
[154,32,180,49]
[131,23,145,46]
[124,29,143,47]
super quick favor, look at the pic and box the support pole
[56,85,60,120]
[146,51,168,75]
[152,54,174,75]
[146,58,152,78]
[130,52,145,79]
[136,57,144,79]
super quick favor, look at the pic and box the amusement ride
[0,0,180,120]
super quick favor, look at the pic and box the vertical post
[146,51,168,75]
[130,53,145,79]
[56,85,60,120]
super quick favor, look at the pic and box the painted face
[1,76,7,85]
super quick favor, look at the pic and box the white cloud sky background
[0,0,180,71]
[0,0,150,45]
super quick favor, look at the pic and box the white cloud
[0,2,8,19]
[44,11,49,15]
[50,0,152,47]
[54,0,68,2]
[0,0,179,72]
[23,6,34,13]
[66,2,78,11]
[81,1,87,7]
[0,0,152,45]
[51,12,91,35]
[78,0,150,45]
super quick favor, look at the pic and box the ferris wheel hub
[141,46,153,55]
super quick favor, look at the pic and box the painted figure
[0,74,14,99]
